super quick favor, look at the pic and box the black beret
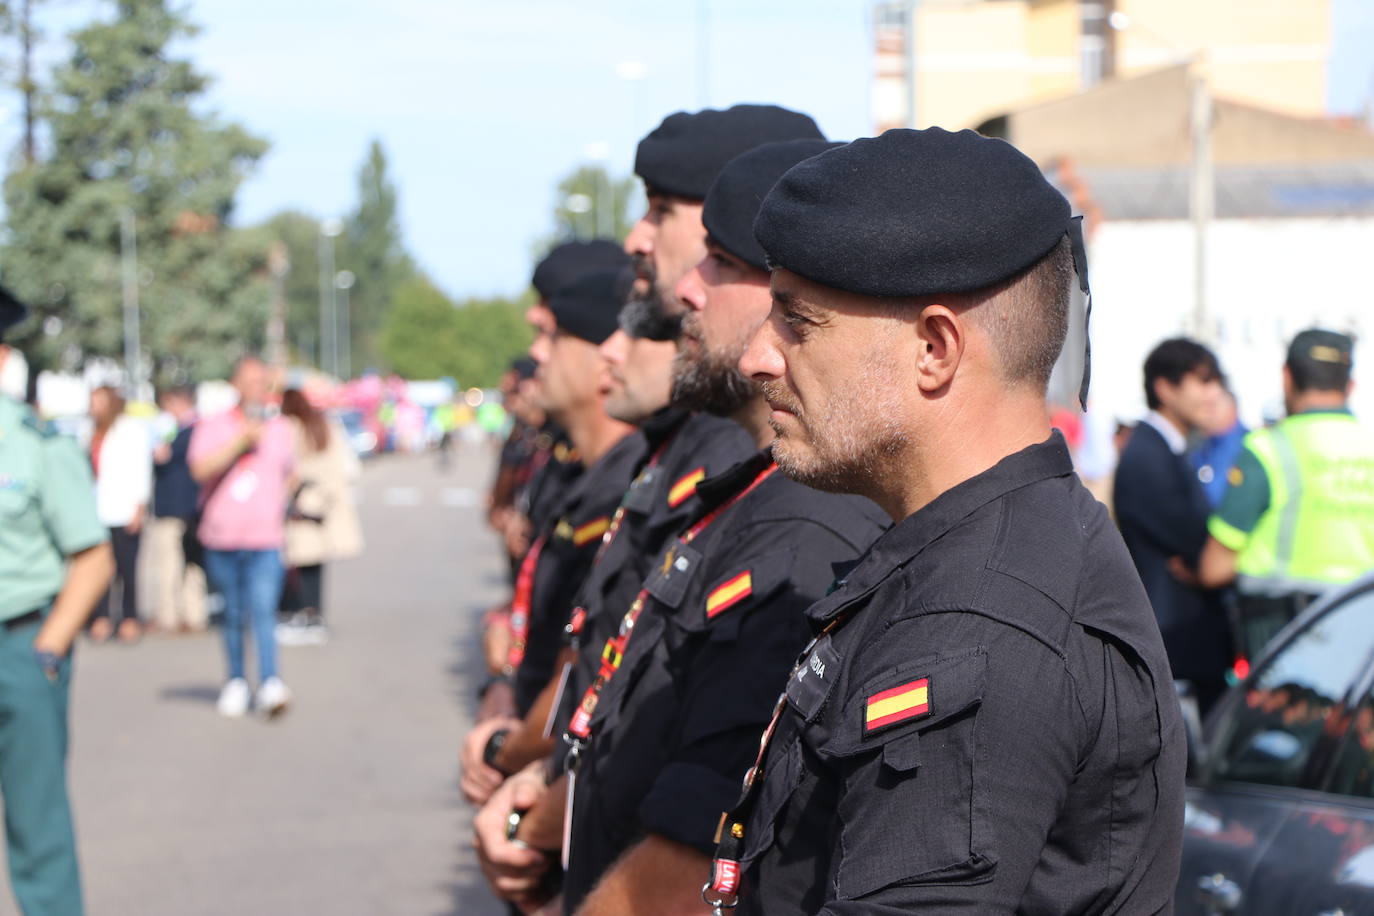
[548,267,626,345]
[1288,328,1354,369]
[704,139,842,271]
[635,104,825,200]
[755,127,1073,297]
[0,283,28,341]
[532,240,629,300]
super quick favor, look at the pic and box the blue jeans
[203,549,284,683]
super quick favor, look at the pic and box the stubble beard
[763,359,910,496]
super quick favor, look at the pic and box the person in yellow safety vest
[1198,329,1374,661]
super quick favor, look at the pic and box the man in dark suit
[1114,338,1233,713]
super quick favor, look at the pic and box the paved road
[0,449,506,916]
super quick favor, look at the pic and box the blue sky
[12,0,1374,301]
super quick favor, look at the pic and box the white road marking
[382,486,422,506]
[440,487,479,508]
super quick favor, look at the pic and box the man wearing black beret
[625,103,823,319]
[552,138,885,915]
[702,128,1185,913]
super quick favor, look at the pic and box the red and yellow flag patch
[667,467,706,508]
[705,571,752,619]
[864,678,930,733]
[572,516,611,547]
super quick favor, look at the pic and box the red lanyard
[567,462,778,742]
[504,534,547,673]
[703,609,854,912]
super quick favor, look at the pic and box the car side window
[1212,587,1374,791]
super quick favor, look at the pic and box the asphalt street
[0,448,506,916]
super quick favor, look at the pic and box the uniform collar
[806,432,1076,624]
[640,407,689,450]
[695,448,774,508]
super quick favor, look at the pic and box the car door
[1178,577,1374,915]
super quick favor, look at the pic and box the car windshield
[1212,585,1374,791]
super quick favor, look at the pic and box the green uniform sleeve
[1208,446,1270,551]
[39,435,108,555]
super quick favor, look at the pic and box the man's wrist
[483,728,512,774]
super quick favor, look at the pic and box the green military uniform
[1210,400,1374,658]
[0,337,106,912]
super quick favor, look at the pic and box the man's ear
[912,304,963,395]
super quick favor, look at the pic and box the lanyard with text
[503,534,547,674]
[702,609,855,914]
[564,462,779,757]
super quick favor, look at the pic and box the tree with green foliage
[338,139,413,373]
[379,276,531,386]
[0,0,268,385]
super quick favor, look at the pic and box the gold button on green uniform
[0,395,107,619]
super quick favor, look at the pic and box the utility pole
[119,208,142,399]
[266,241,289,369]
[319,219,342,376]
[1190,69,1213,341]
[905,1,920,128]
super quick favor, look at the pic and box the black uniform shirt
[512,431,645,716]
[555,410,755,722]
[562,450,888,912]
[520,425,583,536]
[734,434,1186,915]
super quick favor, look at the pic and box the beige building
[873,0,1332,133]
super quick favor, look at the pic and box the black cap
[634,104,825,200]
[1288,329,1354,372]
[548,268,626,345]
[0,284,28,342]
[704,139,841,271]
[532,240,629,301]
[755,127,1073,298]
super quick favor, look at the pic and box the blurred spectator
[149,385,207,634]
[1200,329,1374,658]
[1192,387,1249,508]
[277,389,363,646]
[88,385,151,644]
[189,357,295,718]
[1115,338,1233,713]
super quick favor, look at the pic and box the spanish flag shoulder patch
[705,570,753,619]
[572,516,612,547]
[667,467,706,508]
[864,677,930,734]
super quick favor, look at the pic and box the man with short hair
[150,384,207,633]
[189,356,295,718]
[1200,329,1374,658]
[717,128,1183,913]
[0,286,114,915]
[1115,338,1233,712]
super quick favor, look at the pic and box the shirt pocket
[0,479,34,522]
[821,645,995,900]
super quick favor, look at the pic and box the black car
[1180,572,1374,915]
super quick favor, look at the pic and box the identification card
[544,661,572,741]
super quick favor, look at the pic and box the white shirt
[1142,410,1188,456]
[94,414,152,527]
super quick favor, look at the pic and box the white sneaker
[217,678,250,718]
[255,676,291,718]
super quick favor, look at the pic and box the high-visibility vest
[1228,411,1374,596]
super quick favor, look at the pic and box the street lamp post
[319,218,343,376]
[335,270,355,381]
